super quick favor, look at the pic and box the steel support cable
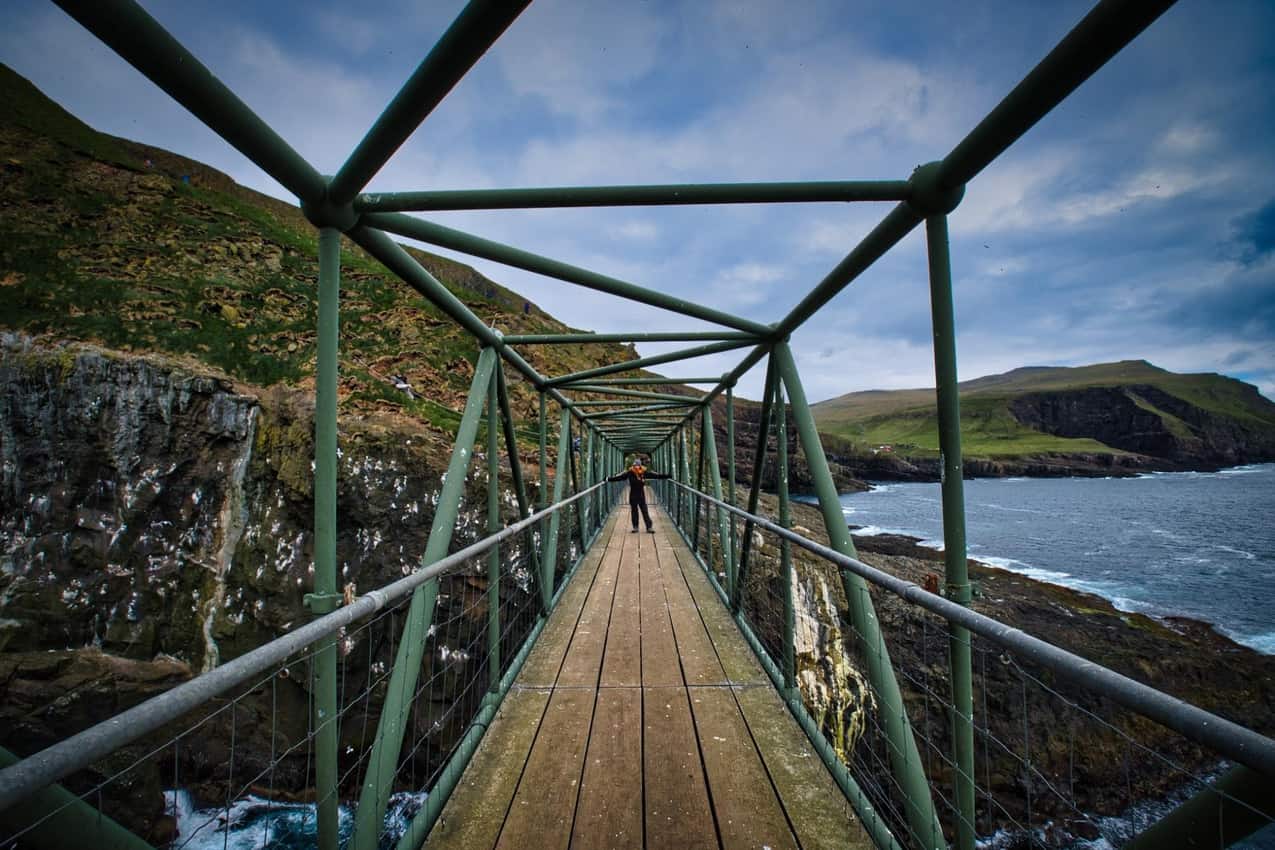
[665,481,1275,780]
[0,481,607,813]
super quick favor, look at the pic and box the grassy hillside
[0,64,635,436]
[812,361,1275,459]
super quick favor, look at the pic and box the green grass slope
[0,64,635,433]
[812,361,1275,460]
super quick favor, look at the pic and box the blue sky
[3,0,1273,402]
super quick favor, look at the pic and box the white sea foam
[163,788,425,850]
[850,524,915,537]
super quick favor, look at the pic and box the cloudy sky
[4,0,1273,402]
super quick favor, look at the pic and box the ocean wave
[1217,464,1272,475]
[1223,628,1275,656]
[850,524,919,537]
[164,788,425,850]
[977,501,1045,514]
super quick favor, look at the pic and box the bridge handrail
[666,479,1275,779]
[0,480,607,814]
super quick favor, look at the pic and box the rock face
[0,335,575,835]
[1010,385,1275,469]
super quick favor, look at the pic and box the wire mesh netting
[0,495,595,850]
[675,488,1275,850]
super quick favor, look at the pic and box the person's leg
[638,499,653,532]
[630,501,639,531]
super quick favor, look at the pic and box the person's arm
[647,471,672,480]
[607,470,629,483]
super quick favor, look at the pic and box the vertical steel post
[726,385,737,597]
[583,427,594,535]
[487,365,501,693]
[679,429,693,534]
[351,347,499,850]
[772,342,943,850]
[926,213,976,850]
[311,227,340,850]
[569,418,584,547]
[775,380,796,699]
[541,407,572,596]
[538,392,548,510]
[703,403,733,591]
[494,362,543,610]
[735,354,777,611]
[692,410,707,552]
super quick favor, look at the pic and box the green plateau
[812,360,1275,472]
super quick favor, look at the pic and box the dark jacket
[607,466,670,503]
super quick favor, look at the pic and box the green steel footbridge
[1,1,1273,848]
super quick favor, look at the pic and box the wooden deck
[424,502,873,850]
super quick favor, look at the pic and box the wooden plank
[688,686,798,850]
[424,687,551,849]
[600,526,642,687]
[570,688,643,850]
[643,686,718,850]
[734,685,875,850]
[495,688,595,850]
[639,532,683,688]
[655,540,728,687]
[519,512,620,687]
[558,525,624,687]
[664,533,768,686]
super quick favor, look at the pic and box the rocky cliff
[0,336,581,839]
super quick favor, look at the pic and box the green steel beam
[0,747,155,850]
[363,213,773,336]
[772,342,943,850]
[487,362,501,693]
[582,402,696,420]
[568,418,585,548]
[350,346,498,850]
[702,402,733,596]
[726,386,738,597]
[328,0,531,205]
[734,353,777,611]
[563,385,704,403]
[564,376,724,385]
[309,228,340,850]
[935,0,1176,193]
[355,179,912,212]
[502,331,757,344]
[775,379,796,698]
[541,408,573,597]
[547,340,752,387]
[772,202,922,340]
[538,393,548,511]
[925,213,976,850]
[53,0,325,205]
[495,360,543,611]
[692,411,707,551]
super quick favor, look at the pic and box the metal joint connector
[906,161,965,217]
[303,591,343,614]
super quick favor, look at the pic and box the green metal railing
[12,0,1270,848]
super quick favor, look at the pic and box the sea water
[162,788,425,850]
[830,463,1275,654]
[829,464,1275,847]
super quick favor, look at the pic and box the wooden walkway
[424,502,873,850]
